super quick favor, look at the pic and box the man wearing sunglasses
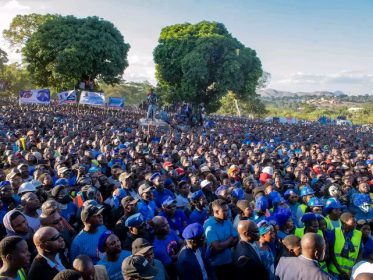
[28,226,70,280]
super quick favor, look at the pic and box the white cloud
[123,54,156,84]
[276,71,373,85]
[3,0,30,11]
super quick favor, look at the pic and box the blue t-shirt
[98,250,131,280]
[203,216,238,266]
[60,202,77,222]
[153,230,179,266]
[138,200,157,221]
[70,225,107,264]
[153,188,175,208]
[189,209,208,225]
[159,210,189,236]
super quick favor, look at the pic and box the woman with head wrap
[254,220,276,280]
[2,209,37,259]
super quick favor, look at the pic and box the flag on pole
[79,91,105,106]
[19,89,50,105]
[57,90,77,104]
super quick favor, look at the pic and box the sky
[0,0,373,94]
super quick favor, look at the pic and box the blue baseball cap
[215,185,228,196]
[98,230,113,252]
[161,196,176,208]
[55,178,69,186]
[125,213,145,227]
[182,223,204,240]
[301,212,317,223]
[150,173,161,182]
[0,181,11,190]
[284,189,298,200]
[231,188,245,200]
[191,190,204,201]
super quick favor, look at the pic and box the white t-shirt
[351,261,373,280]
[24,209,42,232]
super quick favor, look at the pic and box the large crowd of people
[0,96,372,280]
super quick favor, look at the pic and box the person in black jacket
[233,220,270,280]
[177,223,216,280]
[28,226,70,280]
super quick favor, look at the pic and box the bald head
[33,226,58,247]
[301,233,325,261]
[152,216,167,227]
[355,273,373,280]
[237,220,259,242]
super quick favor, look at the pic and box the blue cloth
[97,250,131,280]
[159,209,189,236]
[189,209,208,225]
[60,202,77,223]
[203,216,238,266]
[153,230,180,266]
[138,200,157,221]
[153,188,175,208]
[70,225,107,264]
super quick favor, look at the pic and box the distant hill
[257,88,347,98]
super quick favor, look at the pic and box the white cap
[200,166,210,173]
[18,182,36,195]
[262,166,274,176]
[200,180,212,188]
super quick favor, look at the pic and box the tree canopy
[153,21,263,112]
[22,15,130,90]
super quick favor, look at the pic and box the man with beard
[118,172,140,200]
[204,199,238,280]
[177,223,215,280]
[152,216,182,279]
[21,192,41,232]
[234,220,269,280]
[122,213,151,251]
[70,201,107,264]
[40,201,74,255]
[28,226,70,280]
[114,196,139,244]
[151,173,174,208]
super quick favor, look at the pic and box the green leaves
[154,21,263,112]
[22,15,130,90]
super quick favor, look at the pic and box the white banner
[57,90,77,104]
[19,89,50,105]
[79,91,105,106]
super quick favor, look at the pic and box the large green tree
[153,21,262,112]
[22,15,130,90]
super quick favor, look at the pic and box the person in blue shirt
[159,196,189,236]
[137,184,157,221]
[70,201,107,264]
[152,216,182,280]
[204,199,238,280]
[97,231,131,280]
[189,190,209,225]
[151,173,174,208]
